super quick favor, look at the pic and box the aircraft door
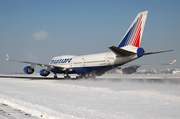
[82,58,85,66]
[106,58,110,65]
[70,61,73,67]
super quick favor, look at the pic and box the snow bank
[0,74,180,119]
[0,94,80,119]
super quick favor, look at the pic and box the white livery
[6,11,173,78]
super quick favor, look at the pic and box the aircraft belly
[71,65,115,74]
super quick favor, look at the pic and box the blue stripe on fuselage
[51,65,117,74]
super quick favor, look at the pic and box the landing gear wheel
[54,73,57,79]
[78,74,85,79]
[64,76,71,79]
[75,76,79,79]
[87,73,96,79]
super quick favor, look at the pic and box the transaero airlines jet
[6,11,173,79]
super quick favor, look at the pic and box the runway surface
[0,74,180,119]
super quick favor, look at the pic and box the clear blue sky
[0,0,180,73]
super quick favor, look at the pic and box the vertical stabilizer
[117,11,148,48]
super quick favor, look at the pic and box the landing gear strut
[64,71,71,79]
[88,73,96,79]
[78,74,85,79]
[64,74,71,79]
[54,73,57,78]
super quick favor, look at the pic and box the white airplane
[6,11,173,79]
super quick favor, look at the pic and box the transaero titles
[50,58,72,64]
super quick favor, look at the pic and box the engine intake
[23,66,34,74]
[40,69,50,76]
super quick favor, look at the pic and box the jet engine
[137,47,145,57]
[23,66,34,74]
[122,66,140,74]
[40,69,50,76]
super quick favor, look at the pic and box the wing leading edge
[6,54,75,72]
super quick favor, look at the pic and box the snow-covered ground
[0,74,180,119]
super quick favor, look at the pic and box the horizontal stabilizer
[108,46,135,57]
[144,50,174,55]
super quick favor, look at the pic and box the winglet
[170,60,177,65]
[6,54,9,61]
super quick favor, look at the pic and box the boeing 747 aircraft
[6,11,173,79]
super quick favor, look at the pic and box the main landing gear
[64,71,71,79]
[54,73,58,79]
[78,73,96,79]
[64,74,71,79]
[53,73,71,79]
[53,73,97,79]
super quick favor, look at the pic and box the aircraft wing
[6,54,74,72]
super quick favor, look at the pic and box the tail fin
[117,11,148,48]
[6,54,9,61]
[170,60,177,65]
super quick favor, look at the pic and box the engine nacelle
[40,69,50,76]
[137,47,145,57]
[122,66,140,74]
[23,66,34,74]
